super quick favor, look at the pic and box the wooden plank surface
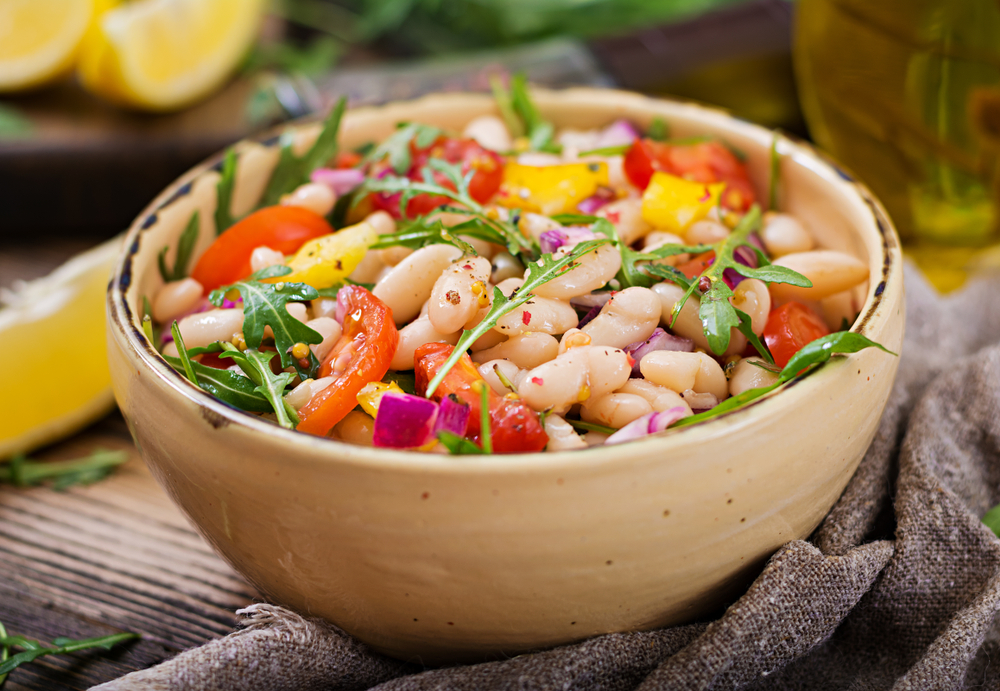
[1,244,257,690]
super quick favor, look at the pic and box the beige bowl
[107,88,904,664]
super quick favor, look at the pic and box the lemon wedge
[0,236,123,460]
[77,0,265,111]
[0,0,94,92]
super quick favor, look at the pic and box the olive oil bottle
[794,0,1000,254]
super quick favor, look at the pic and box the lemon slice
[0,0,93,92]
[0,236,123,460]
[77,0,265,111]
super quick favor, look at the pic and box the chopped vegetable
[641,173,725,234]
[357,380,405,418]
[157,211,199,283]
[282,220,379,289]
[497,161,609,216]
[373,393,440,448]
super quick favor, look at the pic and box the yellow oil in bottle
[794,0,1000,290]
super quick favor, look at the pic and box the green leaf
[261,96,346,207]
[699,281,740,354]
[209,267,321,369]
[493,72,561,154]
[983,504,1000,537]
[218,346,300,429]
[736,263,812,286]
[644,263,692,289]
[361,121,443,175]
[577,144,631,157]
[171,322,200,385]
[0,631,139,677]
[157,211,200,282]
[424,237,611,397]
[566,418,616,435]
[382,370,416,395]
[163,355,272,412]
[215,148,238,234]
[647,116,669,141]
[0,103,33,139]
[779,331,896,380]
[0,450,128,489]
[370,216,501,255]
[477,381,492,454]
[490,75,524,139]
[550,213,601,226]
[735,310,774,365]
[437,431,485,455]
[671,381,782,428]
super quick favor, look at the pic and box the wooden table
[1,246,257,690]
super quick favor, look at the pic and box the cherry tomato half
[623,138,756,211]
[190,206,333,292]
[297,287,398,436]
[677,251,716,280]
[370,137,504,219]
[414,342,548,454]
[763,301,830,369]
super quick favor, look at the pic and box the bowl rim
[107,87,902,473]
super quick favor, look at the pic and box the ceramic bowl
[107,88,904,664]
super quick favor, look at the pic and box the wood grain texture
[0,413,257,690]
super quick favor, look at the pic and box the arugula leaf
[157,211,199,282]
[383,370,416,395]
[0,629,139,678]
[644,263,692,289]
[361,121,443,175]
[0,450,128,489]
[983,504,1000,537]
[550,213,600,225]
[490,75,524,139]
[170,321,200,385]
[735,310,775,365]
[215,148,238,234]
[437,431,485,455]
[209,265,321,369]
[647,116,669,141]
[567,418,616,435]
[218,345,300,429]
[577,144,631,157]
[163,355,272,412]
[425,237,611,396]
[370,216,503,254]
[593,214,708,290]
[673,331,895,428]
[261,96,346,207]
[492,73,561,153]
[476,381,492,454]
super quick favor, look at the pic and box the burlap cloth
[95,265,1000,691]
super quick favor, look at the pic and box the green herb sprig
[0,625,139,681]
[218,344,300,429]
[0,450,128,490]
[672,331,895,428]
[491,73,560,153]
[260,96,347,207]
[424,237,611,397]
[361,121,442,175]
[567,418,616,435]
[157,211,199,283]
[209,265,321,371]
[215,148,238,234]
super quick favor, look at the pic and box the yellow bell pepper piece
[641,172,725,234]
[281,220,378,289]
[497,161,609,216]
[356,381,404,418]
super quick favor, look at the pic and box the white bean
[558,327,592,355]
[471,332,559,369]
[693,352,729,400]
[583,431,610,447]
[685,220,729,245]
[582,393,653,429]
[285,376,334,410]
[461,236,499,260]
[597,198,652,245]
[495,295,578,337]
[531,244,622,299]
[281,182,336,217]
[305,317,342,361]
[582,286,661,349]
[616,379,693,415]
[681,389,719,410]
[729,278,771,336]
[543,415,587,451]
[349,250,386,284]
[153,278,203,323]
[311,297,338,320]
[651,282,746,356]
[728,357,780,397]
[428,256,492,334]
[519,345,630,414]
[373,244,463,325]
[769,250,869,302]
[364,210,396,236]
[639,350,700,393]
[332,410,374,446]
[379,246,413,267]
[820,290,858,331]
[391,315,460,370]
[250,246,286,274]
[643,231,688,267]
[491,252,524,284]
[761,212,814,257]
[177,308,244,349]
[477,359,524,396]
[286,302,308,322]
[462,115,512,152]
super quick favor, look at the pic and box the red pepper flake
[625,353,636,368]
[531,377,544,386]
[606,211,621,224]
[522,311,532,325]
[699,186,711,202]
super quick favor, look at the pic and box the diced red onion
[624,328,694,376]
[605,406,689,445]
[335,289,356,324]
[373,393,439,448]
[160,297,217,345]
[723,245,761,289]
[311,168,366,196]
[539,226,595,254]
[595,119,640,148]
[577,194,611,215]
[577,304,603,329]
[434,394,470,437]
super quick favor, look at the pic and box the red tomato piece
[190,206,333,292]
[370,137,504,219]
[297,287,398,436]
[763,302,830,369]
[677,251,716,279]
[334,151,363,168]
[622,138,756,211]
[414,343,548,454]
